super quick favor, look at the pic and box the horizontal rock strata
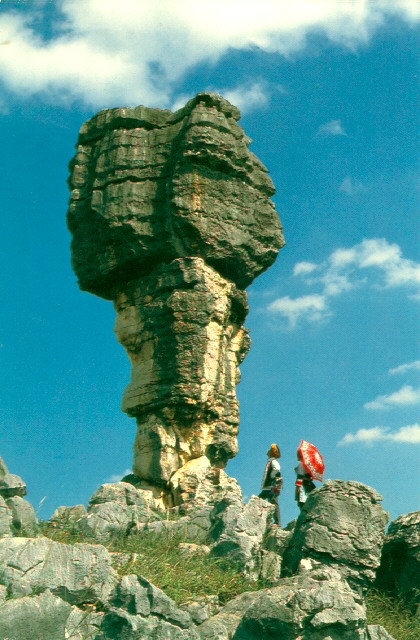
[67,92,284,506]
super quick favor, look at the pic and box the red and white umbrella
[298,440,325,482]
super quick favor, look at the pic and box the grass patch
[39,522,269,605]
[110,531,266,605]
[365,589,420,640]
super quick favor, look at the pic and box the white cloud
[293,261,318,276]
[316,119,347,136]
[339,176,365,196]
[364,385,420,410]
[389,360,420,375]
[105,468,132,483]
[338,423,420,445]
[267,238,420,328]
[221,80,273,114]
[267,294,328,327]
[0,0,418,108]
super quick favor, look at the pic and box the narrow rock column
[67,92,284,506]
[113,257,250,485]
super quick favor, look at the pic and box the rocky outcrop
[375,510,420,612]
[67,92,284,507]
[282,480,389,595]
[209,494,281,580]
[198,566,382,640]
[97,574,200,640]
[0,458,403,640]
[0,537,116,603]
[0,457,38,538]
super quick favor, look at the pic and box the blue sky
[0,0,419,526]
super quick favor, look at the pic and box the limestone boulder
[97,573,200,639]
[73,481,163,541]
[366,625,397,640]
[198,566,367,640]
[0,457,8,477]
[169,456,243,511]
[0,496,12,538]
[0,589,72,640]
[209,495,275,579]
[375,510,420,611]
[0,472,26,498]
[6,496,38,537]
[282,480,389,594]
[0,537,117,604]
[49,504,87,527]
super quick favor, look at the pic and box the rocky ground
[1,456,418,640]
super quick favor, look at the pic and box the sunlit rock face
[67,92,284,506]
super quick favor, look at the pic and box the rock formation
[282,480,389,595]
[67,92,284,506]
[0,456,38,538]
[375,510,420,612]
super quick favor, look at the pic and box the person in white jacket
[258,443,282,526]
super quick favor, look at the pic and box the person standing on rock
[258,444,283,526]
[294,449,316,510]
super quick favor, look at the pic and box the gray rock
[282,479,389,594]
[73,481,164,541]
[66,605,105,639]
[98,573,200,639]
[0,496,12,538]
[375,510,420,611]
[0,584,7,604]
[180,596,220,625]
[99,608,200,639]
[0,589,71,640]
[6,496,39,537]
[0,457,8,477]
[199,566,366,640]
[0,472,26,498]
[0,537,116,604]
[110,574,192,627]
[366,624,397,640]
[178,542,210,557]
[67,92,283,296]
[88,481,161,512]
[209,495,275,578]
[49,504,87,528]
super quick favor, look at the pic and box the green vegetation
[365,589,420,640]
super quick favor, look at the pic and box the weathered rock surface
[67,92,283,296]
[0,537,116,604]
[6,496,39,537]
[97,573,200,640]
[282,480,389,594]
[67,92,284,507]
[0,457,38,538]
[0,589,72,640]
[0,496,13,537]
[209,495,277,579]
[0,456,27,499]
[375,509,420,611]
[72,481,163,541]
[198,566,368,640]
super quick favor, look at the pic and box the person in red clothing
[294,449,316,510]
[258,443,283,526]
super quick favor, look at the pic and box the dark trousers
[258,489,281,526]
